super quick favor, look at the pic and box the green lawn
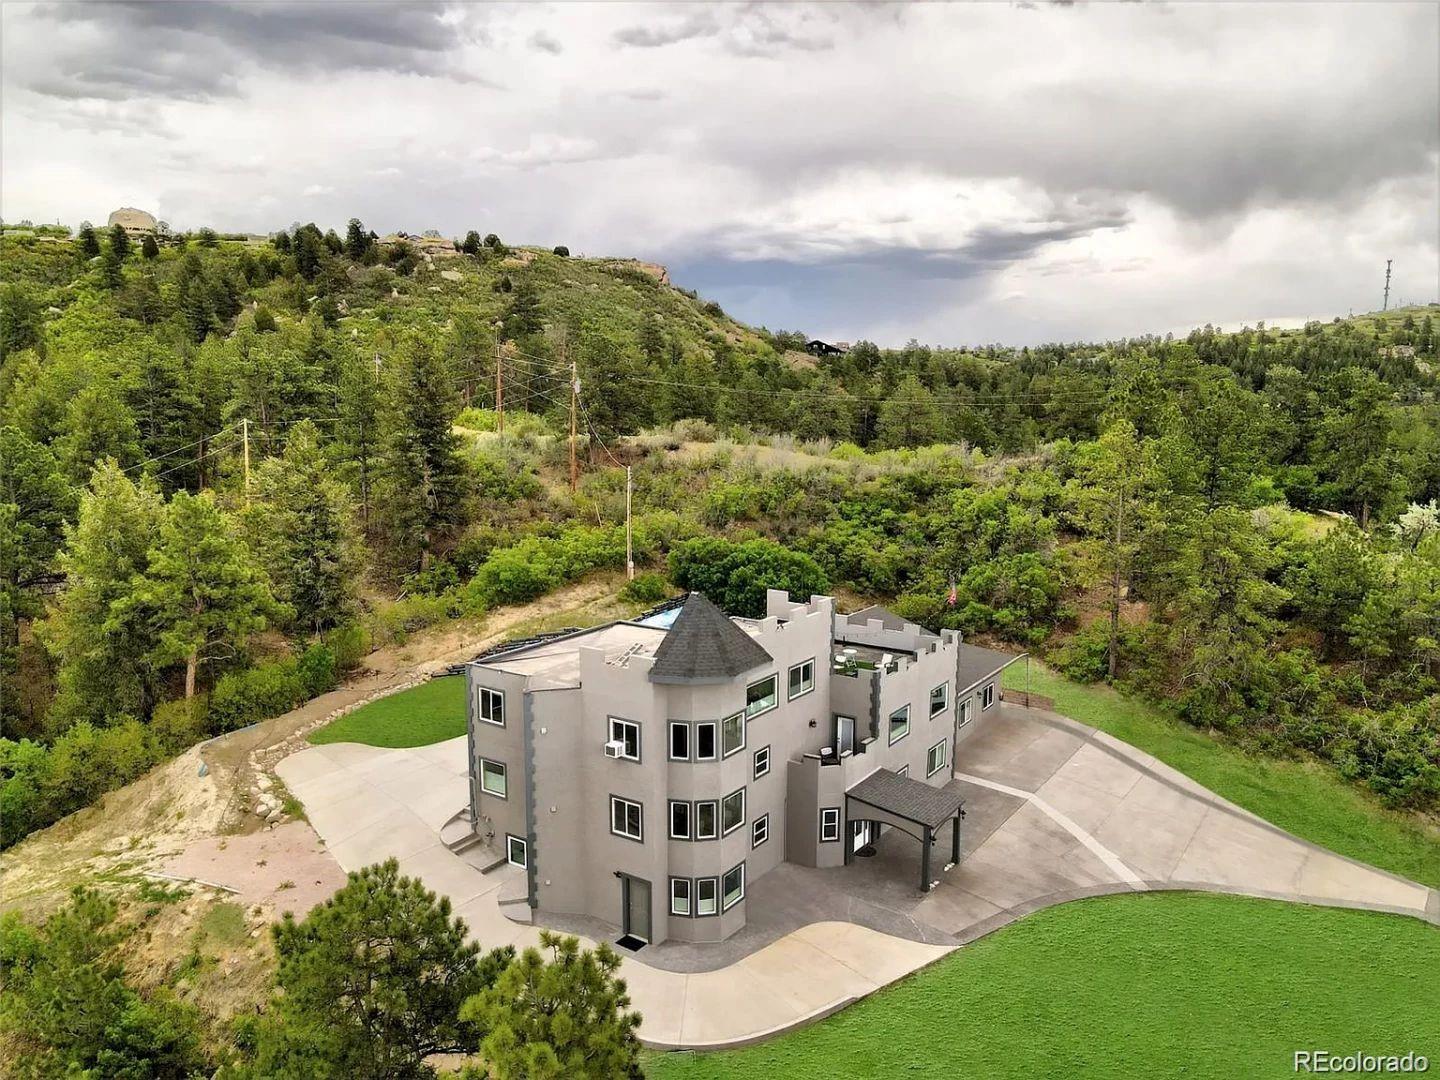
[1003,662,1440,889]
[308,675,467,748]
[645,893,1440,1080]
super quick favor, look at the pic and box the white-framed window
[888,704,910,745]
[669,800,691,840]
[753,745,770,780]
[695,800,718,840]
[982,683,996,710]
[609,717,641,762]
[721,712,745,757]
[480,758,507,798]
[722,862,745,910]
[670,877,691,916]
[819,807,840,842]
[927,739,948,778]
[695,721,718,761]
[930,683,948,717]
[506,834,527,868]
[721,788,745,835]
[787,658,815,700]
[958,700,973,729]
[609,795,642,842]
[669,721,689,761]
[478,687,505,726]
[745,674,778,718]
[752,813,769,848]
[696,877,718,916]
[897,765,910,778]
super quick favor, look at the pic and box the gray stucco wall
[466,593,967,944]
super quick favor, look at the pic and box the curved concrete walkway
[274,705,1437,1049]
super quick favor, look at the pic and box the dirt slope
[0,574,632,918]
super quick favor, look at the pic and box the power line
[150,437,243,481]
[123,423,237,473]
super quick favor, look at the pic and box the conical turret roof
[647,592,772,684]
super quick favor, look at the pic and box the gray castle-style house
[461,590,1015,946]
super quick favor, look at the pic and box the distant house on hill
[107,207,157,237]
[805,339,849,357]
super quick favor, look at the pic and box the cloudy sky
[3,2,1437,345]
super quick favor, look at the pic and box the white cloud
[1,1,1435,344]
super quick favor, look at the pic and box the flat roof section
[475,622,668,689]
[955,643,1024,694]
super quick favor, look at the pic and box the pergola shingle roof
[847,768,966,830]
[648,592,773,684]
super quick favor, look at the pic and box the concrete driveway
[275,703,1437,1049]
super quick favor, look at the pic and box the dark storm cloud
[27,1,485,101]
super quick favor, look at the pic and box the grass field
[645,893,1440,1080]
[1003,662,1440,889]
[308,675,467,748]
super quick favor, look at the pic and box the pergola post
[920,824,932,892]
[951,813,961,864]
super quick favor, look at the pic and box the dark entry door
[622,876,651,942]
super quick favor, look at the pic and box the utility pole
[241,418,251,502]
[625,465,634,580]
[1383,259,1393,312]
[494,325,504,435]
[567,338,579,493]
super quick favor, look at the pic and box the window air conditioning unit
[603,740,626,758]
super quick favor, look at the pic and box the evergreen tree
[272,230,292,254]
[76,222,100,258]
[38,463,164,726]
[243,860,512,1080]
[459,932,643,1080]
[377,334,469,574]
[0,888,208,1078]
[501,276,543,341]
[115,490,281,698]
[197,227,219,248]
[243,421,364,635]
[461,230,482,256]
[56,385,143,483]
[344,217,371,260]
[1316,367,1405,528]
[0,282,42,360]
[98,246,124,290]
[107,223,131,259]
[292,224,325,279]
[141,233,160,259]
[875,374,944,448]
[337,348,382,535]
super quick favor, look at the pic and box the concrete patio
[274,702,1438,1048]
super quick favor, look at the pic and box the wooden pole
[494,327,504,435]
[625,466,634,580]
[568,341,579,494]
[242,418,251,502]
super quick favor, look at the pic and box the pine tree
[140,233,160,259]
[337,348,382,535]
[344,217,370,260]
[98,246,124,290]
[76,222,100,258]
[461,230,482,256]
[459,931,643,1080]
[56,386,143,483]
[37,463,164,726]
[377,333,469,574]
[243,421,364,635]
[107,223,131,259]
[874,374,943,449]
[115,490,281,698]
[245,860,512,1079]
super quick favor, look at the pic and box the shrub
[620,572,670,605]
[668,536,828,617]
[552,245,570,257]
[324,622,371,673]
[297,643,339,698]
[150,696,210,752]
[206,660,306,733]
